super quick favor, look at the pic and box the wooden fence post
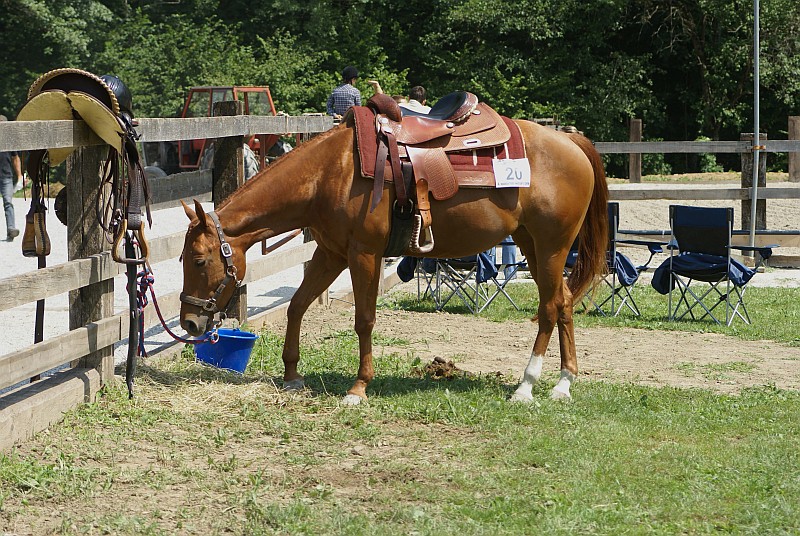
[789,116,800,183]
[212,100,247,323]
[628,118,642,183]
[741,132,767,232]
[67,146,114,384]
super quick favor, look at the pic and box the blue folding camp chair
[651,205,776,326]
[396,253,496,312]
[431,253,495,313]
[566,202,663,316]
[398,238,526,313]
[396,256,438,301]
[482,236,528,311]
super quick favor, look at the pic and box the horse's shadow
[129,361,519,400]
[307,371,518,400]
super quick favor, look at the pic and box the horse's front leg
[282,246,346,390]
[341,248,383,406]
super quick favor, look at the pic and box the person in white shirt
[399,86,431,114]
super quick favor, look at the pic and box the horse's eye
[194,258,206,267]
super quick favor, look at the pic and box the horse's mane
[215,122,347,210]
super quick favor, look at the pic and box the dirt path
[261,293,800,395]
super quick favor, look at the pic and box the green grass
[2,279,800,534]
[385,281,800,346]
[2,317,800,534]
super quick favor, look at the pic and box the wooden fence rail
[595,139,800,154]
[0,115,331,152]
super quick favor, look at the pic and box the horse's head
[179,199,245,336]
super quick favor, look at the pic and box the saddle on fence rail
[351,91,526,255]
[16,68,151,263]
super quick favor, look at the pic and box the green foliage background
[2,0,799,174]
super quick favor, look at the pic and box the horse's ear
[193,199,210,229]
[181,199,197,221]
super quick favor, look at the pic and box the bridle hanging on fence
[97,132,152,264]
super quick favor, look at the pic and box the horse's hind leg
[511,255,577,402]
[282,246,347,390]
[551,277,577,399]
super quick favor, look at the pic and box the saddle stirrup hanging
[112,220,150,264]
[409,215,434,254]
[409,178,434,254]
[21,149,51,258]
[22,211,51,257]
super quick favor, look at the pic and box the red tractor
[143,86,283,176]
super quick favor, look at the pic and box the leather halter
[179,211,241,316]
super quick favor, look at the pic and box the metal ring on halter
[202,297,218,312]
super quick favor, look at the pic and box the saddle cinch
[351,91,526,256]
[15,68,151,263]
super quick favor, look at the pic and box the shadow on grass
[307,370,518,400]
[130,360,518,400]
[117,361,279,388]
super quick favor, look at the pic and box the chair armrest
[730,244,779,251]
[730,244,778,260]
[615,238,668,272]
[616,238,666,254]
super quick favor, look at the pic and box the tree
[0,0,116,116]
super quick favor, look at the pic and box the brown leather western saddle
[352,91,525,256]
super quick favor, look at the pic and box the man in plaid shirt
[326,66,361,120]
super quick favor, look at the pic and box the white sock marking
[341,394,364,406]
[550,369,576,400]
[510,353,544,402]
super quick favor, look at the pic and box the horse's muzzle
[181,313,208,336]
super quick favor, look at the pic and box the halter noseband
[179,211,241,316]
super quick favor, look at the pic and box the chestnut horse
[179,118,608,405]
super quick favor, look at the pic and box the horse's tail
[566,132,609,299]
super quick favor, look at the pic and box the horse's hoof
[283,378,305,391]
[509,390,534,403]
[550,387,571,401]
[341,394,365,406]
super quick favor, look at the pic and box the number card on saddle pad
[492,157,531,188]
[443,117,527,189]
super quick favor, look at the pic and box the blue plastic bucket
[195,328,257,374]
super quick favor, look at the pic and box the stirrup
[22,211,50,257]
[408,214,434,254]
[112,220,150,264]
